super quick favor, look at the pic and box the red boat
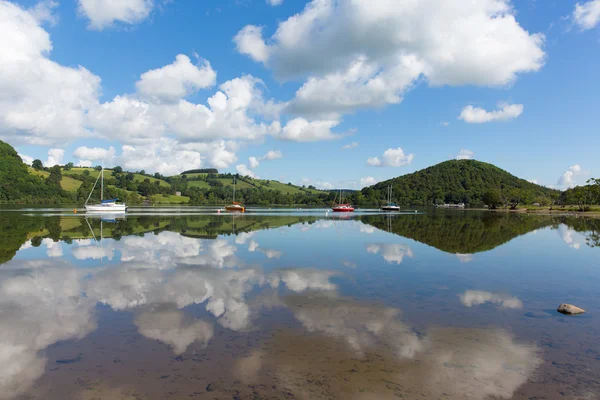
[332,203,355,212]
[332,190,355,212]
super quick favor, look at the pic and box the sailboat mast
[233,178,236,202]
[101,165,103,201]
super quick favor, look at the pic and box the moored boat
[332,190,354,212]
[225,178,245,212]
[381,185,400,211]
[85,167,127,213]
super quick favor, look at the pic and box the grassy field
[187,180,211,189]
[63,168,170,187]
[149,194,190,204]
[28,167,83,192]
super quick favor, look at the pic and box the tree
[113,166,123,173]
[32,159,43,170]
[63,162,74,171]
[483,189,503,209]
[83,170,90,176]
[94,165,102,171]
[46,165,62,188]
[507,188,526,210]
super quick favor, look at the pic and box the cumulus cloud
[278,118,342,142]
[367,244,414,264]
[558,225,585,250]
[0,260,96,399]
[29,0,59,25]
[134,306,213,354]
[557,164,587,188]
[261,150,283,160]
[367,147,414,167]
[236,0,544,117]
[342,142,358,150]
[459,103,523,123]
[77,0,155,30]
[19,153,34,165]
[286,55,426,118]
[136,55,216,103]
[234,25,271,63]
[73,146,116,161]
[456,149,474,160]
[90,75,278,144]
[248,157,260,169]
[459,290,523,309]
[360,176,378,187]
[45,148,64,167]
[236,164,257,178]
[0,1,101,146]
[573,0,600,30]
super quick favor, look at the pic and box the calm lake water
[1,207,599,399]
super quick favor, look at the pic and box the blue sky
[2,0,599,189]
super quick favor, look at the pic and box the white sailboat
[381,185,400,211]
[85,167,127,213]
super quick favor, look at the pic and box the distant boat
[85,167,127,213]
[332,190,354,213]
[225,178,245,212]
[381,185,400,211]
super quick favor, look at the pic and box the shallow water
[0,209,599,399]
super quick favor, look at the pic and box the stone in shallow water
[557,304,586,315]
[206,381,221,392]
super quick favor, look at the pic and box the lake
[0,207,599,399]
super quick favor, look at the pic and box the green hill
[0,141,71,203]
[362,159,559,207]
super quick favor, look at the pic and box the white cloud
[342,142,358,150]
[286,55,427,118]
[367,244,414,264]
[136,55,216,103]
[573,0,600,30]
[90,75,277,144]
[367,147,414,167]
[236,0,545,118]
[456,253,474,263]
[236,164,257,178]
[360,176,378,187]
[459,103,523,123]
[440,122,450,127]
[558,225,585,250]
[77,0,154,30]
[234,25,271,63]
[78,160,93,168]
[45,148,64,166]
[29,0,58,26]
[134,307,213,355]
[557,164,587,188]
[459,290,523,309]
[317,181,333,190]
[528,179,539,184]
[261,150,283,160]
[248,157,260,169]
[266,0,283,6]
[0,1,101,146]
[456,149,474,160]
[19,153,34,165]
[73,146,116,161]
[278,118,342,142]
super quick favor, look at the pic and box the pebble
[557,304,586,315]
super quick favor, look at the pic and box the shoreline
[460,207,600,219]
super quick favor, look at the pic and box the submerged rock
[557,304,586,315]
[206,381,221,392]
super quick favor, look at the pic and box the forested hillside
[0,141,71,203]
[361,160,560,207]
